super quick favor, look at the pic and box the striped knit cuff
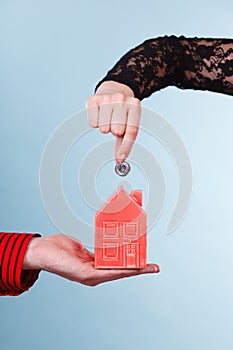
[0,232,41,296]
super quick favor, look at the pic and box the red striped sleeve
[0,232,41,296]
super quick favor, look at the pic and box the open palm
[23,234,160,286]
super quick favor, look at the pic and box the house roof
[96,186,146,220]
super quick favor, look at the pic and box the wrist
[96,80,135,97]
[22,237,44,270]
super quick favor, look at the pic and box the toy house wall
[95,209,147,268]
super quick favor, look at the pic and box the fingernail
[118,154,126,162]
[149,265,160,273]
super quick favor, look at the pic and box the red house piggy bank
[95,187,147,269]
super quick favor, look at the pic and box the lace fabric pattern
[95,36,233,100]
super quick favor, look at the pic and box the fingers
[115,99,141,162]
[114,136,123,160]
[110,93,127,137]
[98,97,113,133]
[83,263,160,286]
[86,93,141,160]
[97,263,160,279]
[86,97,99,128]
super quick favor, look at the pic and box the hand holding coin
[86,81,141,163]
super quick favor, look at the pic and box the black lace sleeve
[95,35,233,100]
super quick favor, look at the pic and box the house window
[103,243,118,260]
[123,222,139,238]
[103,221,119,238]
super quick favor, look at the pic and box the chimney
[131,190,142,206]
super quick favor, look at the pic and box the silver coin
[115,162,131,176]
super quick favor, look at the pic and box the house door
[125,243,138,267]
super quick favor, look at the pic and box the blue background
[1,1,233,349]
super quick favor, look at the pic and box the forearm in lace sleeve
[95,36,233,100]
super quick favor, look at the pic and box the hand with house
[22,234,160,286]
[21,189,159,290]
[0,230,160,297]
